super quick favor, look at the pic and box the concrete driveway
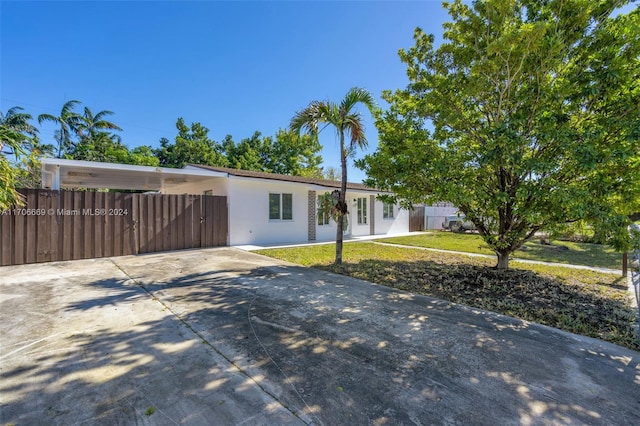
[1,248,639,425]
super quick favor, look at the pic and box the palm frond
[1,107,38,136]
[92,108,116,123]
[343,112,368,149]
[340,87,377,115]
[37,113,57,125]
[61,100,82,116]
[291,101,324,136]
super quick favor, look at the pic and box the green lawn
[378,232,622,270]
[256,242,638,351]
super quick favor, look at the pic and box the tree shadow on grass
[316,258,639,351]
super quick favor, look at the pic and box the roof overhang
[41,159,226,191]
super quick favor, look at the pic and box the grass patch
[256,242,638,351]
[378,231,622,270]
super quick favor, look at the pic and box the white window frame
[317,196,330,226]
[383,202,394,219]
[269,193,293,221]
[356,197,367,225]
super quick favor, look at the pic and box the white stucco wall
[373,200,410,235]
[162,178,229,197]
[162,174,411,246]
[313,190,410,242]
[227,178,311,246]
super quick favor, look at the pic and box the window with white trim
[356,197,367,225]
[269,193,293,220]
[383,202,394,219]
[317,196,330,226]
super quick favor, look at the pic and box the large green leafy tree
[223,131,269,171]
[155,118,228,168]
[127,146,160,167]
[360,0,640,270]
[291,87,377,265]
[221,129,323,176]
[270,129,323,177]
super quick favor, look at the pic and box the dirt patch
[320,260,639,350]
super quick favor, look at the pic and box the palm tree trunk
[335,130,347,265]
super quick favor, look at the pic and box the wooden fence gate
[409,206,425,232]
[0,189,228,266]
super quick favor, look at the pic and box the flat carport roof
[41,158,227,191]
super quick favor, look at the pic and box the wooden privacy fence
[409,206,425,232]
[0,189,228,266]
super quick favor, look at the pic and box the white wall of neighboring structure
[424,205,460,230]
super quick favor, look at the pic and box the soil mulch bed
[318,255,638,351]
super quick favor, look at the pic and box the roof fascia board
[41,158,227,178]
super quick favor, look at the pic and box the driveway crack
[108,258,311,425]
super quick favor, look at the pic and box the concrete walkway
[1,247,639,425]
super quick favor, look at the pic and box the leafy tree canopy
[154,118,228,168]
[157,120,324,176]
[359,0,640,269]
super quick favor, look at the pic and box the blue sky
[1,0,453,182]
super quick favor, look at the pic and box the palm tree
[0,107,38,136]
[291,87,377,265]
[0,107,38,153]
[38,100,82,158]
[76,106,122,140]
[1,107,38,209]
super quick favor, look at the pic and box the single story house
[40,158,411,246]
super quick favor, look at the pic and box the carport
[40,158,226,191]
[0,159,229,266]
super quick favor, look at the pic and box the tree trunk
[495,250,510,270]
[335,130,347,265]
[335,212,343,265]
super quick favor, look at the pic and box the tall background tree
[156,120,325,176]
[291,87,377,265]
[37,100,82,158]
[1,107,38,208]
[360,0,640,270]
[221,129,323,176]
[154,118,228,168]
[268,129,323,177]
